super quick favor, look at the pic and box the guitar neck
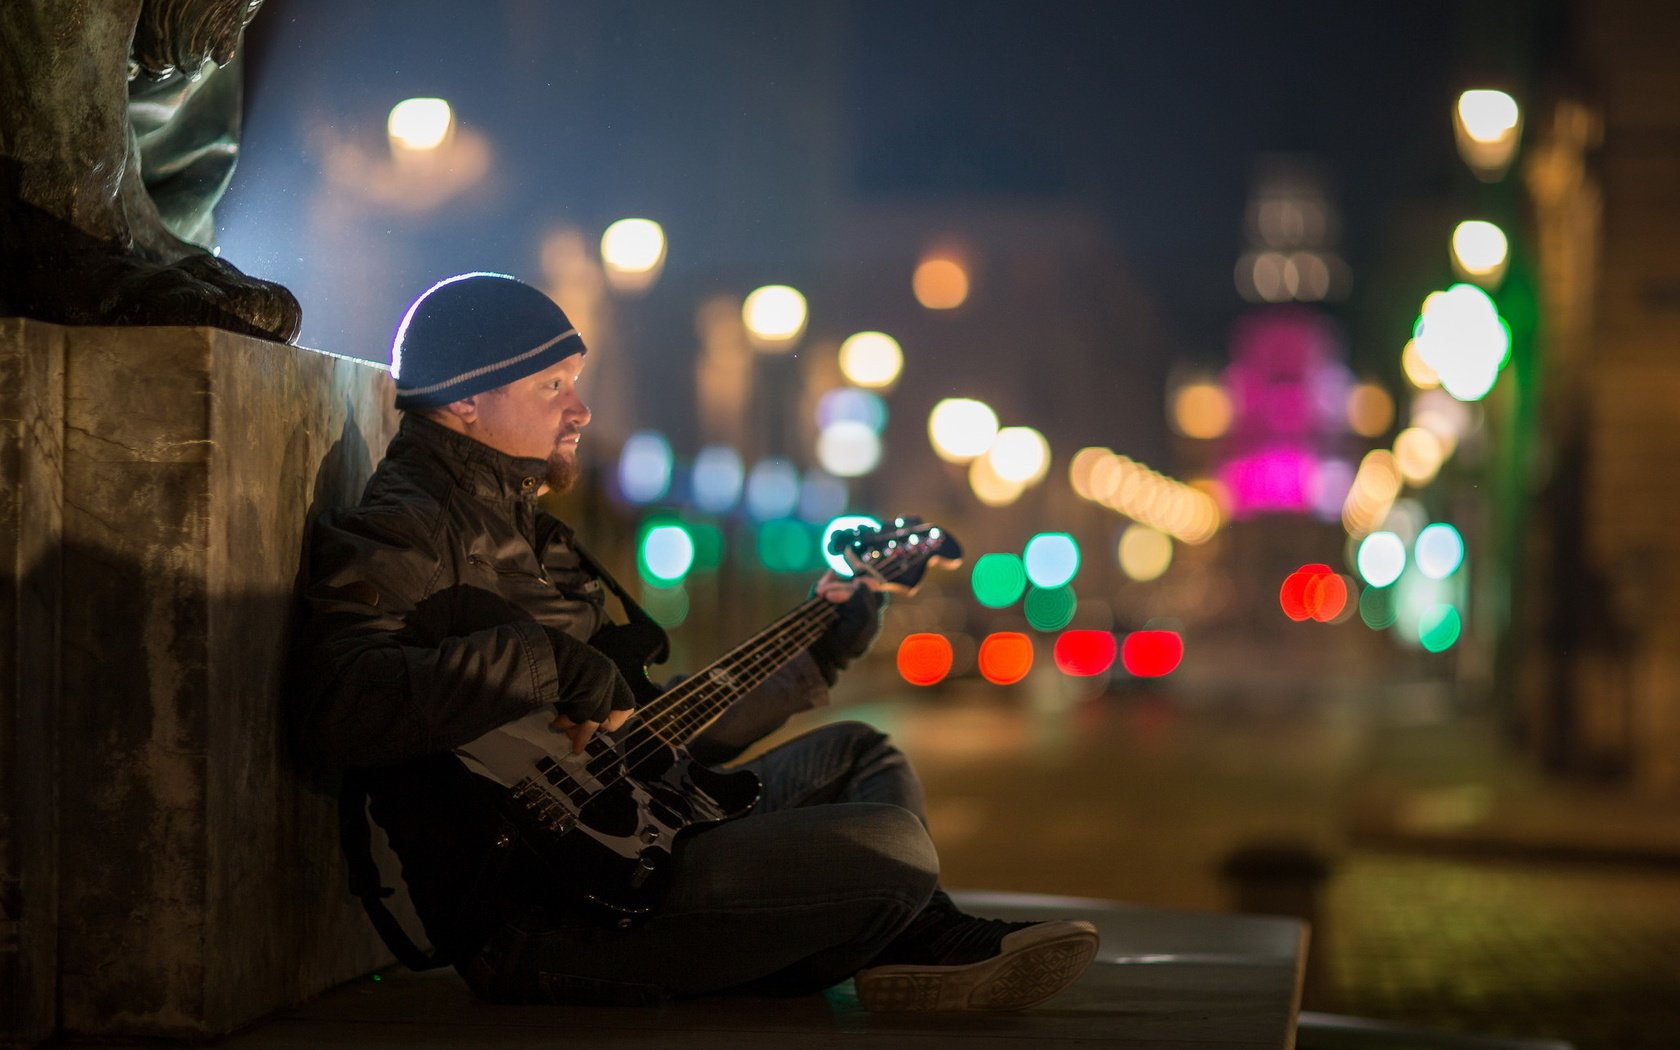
[635,595,840,747]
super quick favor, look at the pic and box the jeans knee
[833,802,939,893]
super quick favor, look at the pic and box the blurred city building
[1514,0,1680,786]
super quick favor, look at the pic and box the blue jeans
[464,721,940,1002]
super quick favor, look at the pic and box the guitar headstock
[828,516,963,594]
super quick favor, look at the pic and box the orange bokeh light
[897,633,955,687]
[977,632,1034,685]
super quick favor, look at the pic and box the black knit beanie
[391,272,587,410]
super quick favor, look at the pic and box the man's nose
[567,396,592,428]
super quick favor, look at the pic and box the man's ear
[441,396,478,424]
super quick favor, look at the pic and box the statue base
[0,318,403,1041]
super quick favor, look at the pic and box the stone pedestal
[0,318,403,1042]
[0,320,63,1045]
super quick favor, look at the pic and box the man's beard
[546,447,579,493]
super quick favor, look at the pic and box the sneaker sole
[854,920,1100,1012]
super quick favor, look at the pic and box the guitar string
[566,608,833,798]
[600,601,835,776]
[632,551,918,748]
[575,552,919,791]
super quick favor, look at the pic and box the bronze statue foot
[1,190,302,343]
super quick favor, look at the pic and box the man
[293,272,1098,1010]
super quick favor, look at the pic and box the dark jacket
[292,412,830,959]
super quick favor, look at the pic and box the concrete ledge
[1,318,403,1041]
[213,893,1310,1049]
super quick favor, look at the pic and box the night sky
[222,0,1511,462]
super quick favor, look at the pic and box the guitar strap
[337,772,449,970]
[570,538,671,665]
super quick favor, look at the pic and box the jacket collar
[390,411,551,503]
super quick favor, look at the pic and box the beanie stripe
[394,328,578,398]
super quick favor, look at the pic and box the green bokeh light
[1359,584,1398,630]
[1024,585,1077,631]
[971,552,1027,608]
[688,521,725,571]
[1418,603,1462,652]
[640,582,690,628]
[757,519,815,573]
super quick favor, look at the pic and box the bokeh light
[1451,220,1509,283]
[1118,523,1173,581]
[691,444,743,514]
[1279,564,1347,623]
[798,470,848,524]
[639,583,689,628]
[1121,630,1183,677]
[1419,603,1463,652]
[745,457,800,520]
[617,430,673,504]
[742,285,808,350]
[638,522,695,584]
[1415,522,1466,579]
[600,218,667,292]
[978,632,1034,685]
[816,421,882,478]
[928,398,999,462]
[1346,382,1395,438]
[757,519,815,572]
[967,451,1025,507]
[1401,339,1441,390]
[838,332,904,389]
[987,426,1051,485]
[1054,630,1117,676]
[1413,283,1510,402]
[971,552,1027,608]
[387,97,453,151]
[1173,382,1233,439]
[1023,532,1080,588]
[1024,585,1077,632]
[1458,90,1521,143]
[1455,89,1523,181]
[1360,584,1398,629]
[816,388,888,432]
[914,256,970,310]
[897,633,955,687]
[1393,426,1446,486]
[1357,531,1407,587]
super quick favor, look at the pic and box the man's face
[461,355,591,492]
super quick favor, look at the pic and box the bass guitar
[451,516,961,922]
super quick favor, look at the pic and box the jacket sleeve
[291,506,562,769]
[684,651,831,766]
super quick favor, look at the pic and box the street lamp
[1450,220,1510,287]
[1454,89,1522,181]
[387,98,453,153]
[742,285,807,352]
[600,218,667,294]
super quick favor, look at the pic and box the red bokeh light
[977,632,1034,685]
[897,633,955,687]
[1281,563,1346,622]
[1053,630,1118,676]
[1121,630,1184,677]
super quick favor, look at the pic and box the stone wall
[0,318,404,1042]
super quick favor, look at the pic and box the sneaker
[854,897,1099,1012]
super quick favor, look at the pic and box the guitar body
[454,712,760,920]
